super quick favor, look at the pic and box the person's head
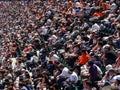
[103,45,111,52]
[58,63,64,71]
[81,49,87,54]
[108,68,115,76]
[85,81,93,89]
[106,64,113,71]
[42,71,49,77]
[116,78,120,86]
[83,79,88,88]
[88,60,94,67]
[25,72,30,79]
[50,51,55,57]
[48,60,53,65]
[98,41,104,47]
[94,55,100,61]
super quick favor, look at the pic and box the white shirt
[48,35,58,43]
[60,67,70,78]
[91,23,100,32]
[111,3,117,11]
[31,55,38,63]
[109,74,116,83]
[41,26,48,35]
[21,86,28,90]
[11,58,17,70]
[112,75,120,82]
[50,54,59,61]
[70,72,78,84]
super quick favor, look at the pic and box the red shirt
[79,52,91,65]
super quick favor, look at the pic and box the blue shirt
[89,65,99,81]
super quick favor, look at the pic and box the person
[88,61,100,81]
[79,49,91,66]
[93,55,102,68]
[56,64,70,89]
[47,60,55,75]
[0,0,120,90]
[48,51,59,63]
[87,60,101,89]
[102,45,117,65]
[115,77,120,89]
[64,68,78,90]
[116,51,120,69]
[83,80,97,90]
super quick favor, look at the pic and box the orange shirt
[93,11,106,17]
[102,3,109,10]
[93,12,100,17]
[79,52,91,65]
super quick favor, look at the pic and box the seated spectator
[79,49,91,66]
[64,68,78,89]
[83,80,97,90]
[56,64,70,88]
[102,44,117,65]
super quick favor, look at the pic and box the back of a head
[88,60,94,66]
[86,81,92,87]
[81,49,87,54]
[58,63,64,69]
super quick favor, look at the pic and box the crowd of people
[0,0,120,90]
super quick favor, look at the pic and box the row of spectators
[0,0,120,90]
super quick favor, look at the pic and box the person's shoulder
[21,86,28,90]
[63,67,69,71]
[86,53,91,58]
[72,72,78,76]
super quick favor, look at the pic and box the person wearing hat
[115,76,120,89]
[102,44,117,66]
[101,71,119,90]
[100,68,116,88]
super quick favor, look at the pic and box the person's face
[94,57,97,61]
[109,71,114,76]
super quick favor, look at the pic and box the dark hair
[117,79,120,85]
[88,61,94,66]
[58,63,64,68]
[81,49,87,53]
[49,61,53,64]
[94,55,100,60]
[25,72,30,78]
[86,81,92,87]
